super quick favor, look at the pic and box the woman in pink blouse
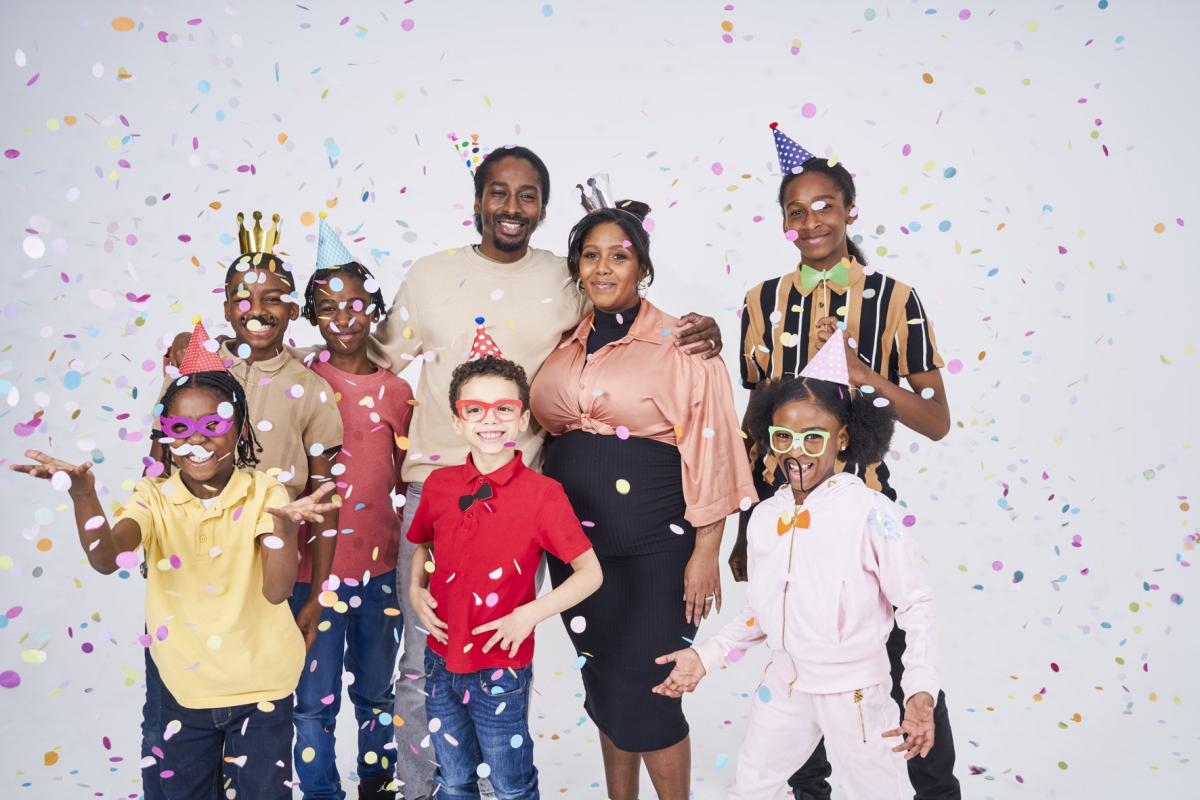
[530,200,757,800]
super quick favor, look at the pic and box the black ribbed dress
[542,303,698,752]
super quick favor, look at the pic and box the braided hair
[152,371,262,477]
[301,261,388,325]
[745,377,895,470]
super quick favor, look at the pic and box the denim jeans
[395,481,438,798]
[141,647,166,800]
[424,648,538,800]
[288,570,402,799]
[157,678,294,800]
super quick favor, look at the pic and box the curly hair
[778,158,868,266]
[745,376,895,468]
[301,261,388,325]
[152,371,262,477]
[447,356,531,416]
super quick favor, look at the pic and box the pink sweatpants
[728,659,913,800]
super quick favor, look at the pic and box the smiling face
[474,156,546,261]
[771,398,848,498]
[161,387,239,494]
[781,171,855,269]
[578,221,644,313]
[451,374,530,458]
[311,271,379,357]
[224,264,298,361]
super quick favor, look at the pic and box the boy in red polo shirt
[406,322,602,800]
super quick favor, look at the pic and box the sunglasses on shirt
[159,414,235,439]
[767,426,831,457]
[454,398,524,423]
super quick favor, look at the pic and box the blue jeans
[157,677,294,800]
[141,647,166,800]
[424,648,538,800]
[288,571,402,799]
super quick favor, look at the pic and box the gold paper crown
[236,211,282,255]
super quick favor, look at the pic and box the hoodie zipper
[854,689,866,743]
[780,505,801,672]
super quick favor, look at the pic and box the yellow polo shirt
[117,469,305,709]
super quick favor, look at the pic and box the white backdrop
[2,1,1198,798]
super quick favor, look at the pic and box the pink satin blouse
[530,300,757,527]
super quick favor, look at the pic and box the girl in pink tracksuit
[653,368,940,800]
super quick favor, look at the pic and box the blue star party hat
[315,214,357,269]
[770,121,817,174]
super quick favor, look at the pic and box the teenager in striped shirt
[729,138,961,799]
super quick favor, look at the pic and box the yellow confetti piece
[615,479,631,495]
[21,649,47,664]
[111,17,135,32]
[43,751,59,766]
[301,746,316,763]
[256,701,276,713]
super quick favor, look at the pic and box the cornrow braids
[301,262,388,325]
[152,371,262,477]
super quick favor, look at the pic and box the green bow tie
[799,261,850,294]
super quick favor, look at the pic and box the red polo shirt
[406,451,592,673]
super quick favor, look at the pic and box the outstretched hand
[266,483,340,532]
[883,691,936,760]
[10,450,95,495]
[651,647,706,697]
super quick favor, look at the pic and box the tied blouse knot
[531,298,756,527]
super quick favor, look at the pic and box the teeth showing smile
[476,430,506,442]
[497,220,525,235]
[187,451,215,464]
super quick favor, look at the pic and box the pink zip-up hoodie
[695,474,939,703]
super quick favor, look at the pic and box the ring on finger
[707,339,716,350]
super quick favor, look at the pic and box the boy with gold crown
[144,211,344,797]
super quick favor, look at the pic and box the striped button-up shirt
[740,257,943,499]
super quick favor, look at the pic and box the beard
[491,231,527,252]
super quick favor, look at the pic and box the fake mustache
[242,315,277,332]
[169,443,214,459]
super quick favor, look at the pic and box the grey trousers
[394,481,437,798]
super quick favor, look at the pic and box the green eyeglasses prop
[768,426,831,457]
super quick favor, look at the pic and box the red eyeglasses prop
[159,414,235,439]
[454,399,524,423]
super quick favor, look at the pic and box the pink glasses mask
[159,414,235,439]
